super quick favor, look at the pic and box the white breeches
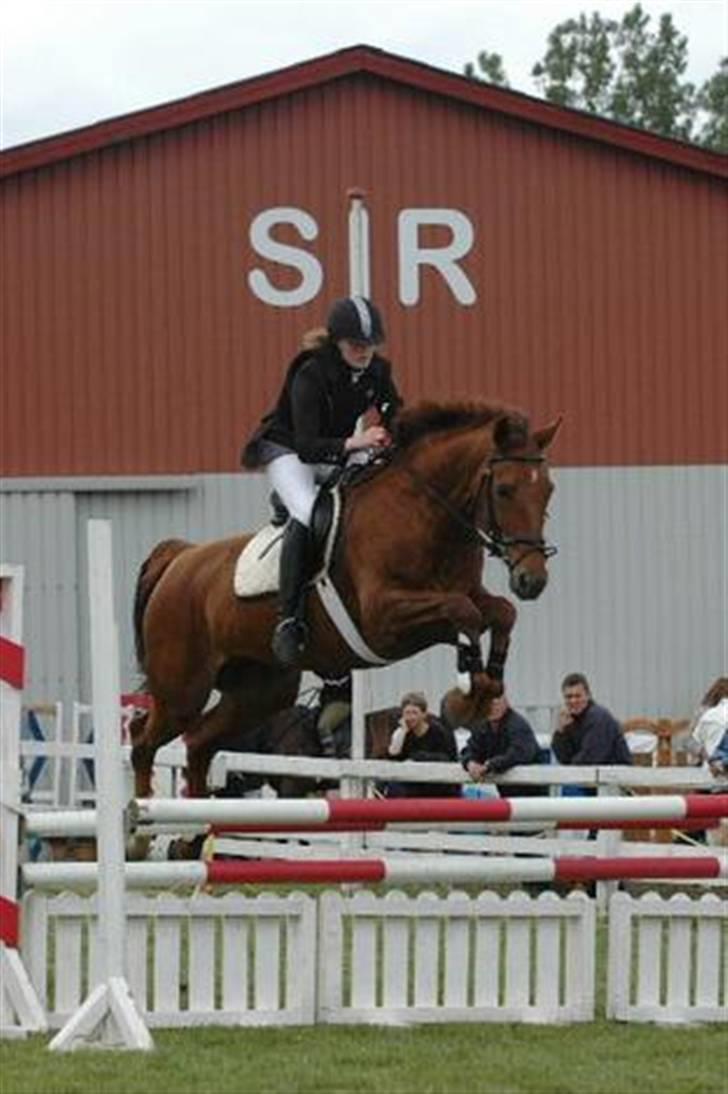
[267,453,332,527]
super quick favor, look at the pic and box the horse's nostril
[512,568,546,600]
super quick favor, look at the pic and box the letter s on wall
[248,207,323,307]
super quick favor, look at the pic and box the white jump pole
[49,521,152,1052]
[0,563,46,1037]
[345,185,372,825]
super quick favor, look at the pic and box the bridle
[405,452,558,572]
[479,455,558,569]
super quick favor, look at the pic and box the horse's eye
[496,484,515,500]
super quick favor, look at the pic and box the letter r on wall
[398,209,476,306]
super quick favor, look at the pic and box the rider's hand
[345,426,391,452]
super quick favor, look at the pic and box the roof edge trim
[1,45,726,181]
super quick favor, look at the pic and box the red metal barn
[1,46,726,725]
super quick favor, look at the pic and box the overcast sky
[1,0,726,149]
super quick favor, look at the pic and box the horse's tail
[133,539,190,670]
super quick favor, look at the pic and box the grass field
[2,1021,726,1094]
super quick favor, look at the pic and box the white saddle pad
[233,524,284,597]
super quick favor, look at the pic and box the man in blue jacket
[460,693,547,797]
[552,673,632,766]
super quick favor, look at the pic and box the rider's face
[338,338,376,370]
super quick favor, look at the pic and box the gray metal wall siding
[2,468,724,724]
[0,490,78,704]
[72,476,272,700]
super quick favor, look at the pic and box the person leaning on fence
[551,673,632,797]
[691,677,728,776]
[459,692,548,797]
[386,692,460,798]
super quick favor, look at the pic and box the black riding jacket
[242,339,402,467]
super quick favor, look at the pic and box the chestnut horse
[129,401,560,841]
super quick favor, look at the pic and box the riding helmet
[327,296,385,346]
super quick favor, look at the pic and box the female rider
[242,296,402,666]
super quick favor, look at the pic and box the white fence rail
[23,890,317,1029]
[607,892,727,1024]
[22,889,726,1028]
[318,889,595,1025]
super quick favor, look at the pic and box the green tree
[532,4,695,140]
[696,57,728,152]
[465,4,727,151]
[531,10,617,115]
[464,50,510,87]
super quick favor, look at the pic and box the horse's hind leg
[164,692,249,860]
[128,702,188,859]
[168,667,300,859]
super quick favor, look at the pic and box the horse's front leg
[365,588,501,703]
[472,588,517,684]
[441,591,516,728]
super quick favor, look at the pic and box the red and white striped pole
[22,850,728,890]
[0,564,47,1036]
[130,792,728,830]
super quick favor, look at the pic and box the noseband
[405,453,557,572]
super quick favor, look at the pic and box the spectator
[315,675,352,758]
[460,693,548,797]
[387,692,459,797]
[551,673,632,795]
[691,677,728,776]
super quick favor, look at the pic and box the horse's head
[476,412,562,600]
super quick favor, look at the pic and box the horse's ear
[532,415,563,452]
[493,413,530,452]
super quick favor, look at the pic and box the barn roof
[1,44,726,181]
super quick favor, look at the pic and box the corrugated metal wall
[2,466,724,723]
[2,74,726,476]
[2,62,725,733]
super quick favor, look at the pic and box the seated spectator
[315,675,352,758]
[386,692,459,797]
[551,673,632,796]
[460,693,548,797]
[691,678,728,776]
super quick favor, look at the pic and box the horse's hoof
[442,674,502,727]
[126,834,151,861]
[167,835,205,861]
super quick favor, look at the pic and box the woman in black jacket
[242,297,402,666]
[387,692,460,798]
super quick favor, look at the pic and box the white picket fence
[21,888,726,1028]
[607,891,728,1024]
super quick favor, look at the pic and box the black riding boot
[271,519,310,666]
[269,490,289,527]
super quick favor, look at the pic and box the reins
[403,452,557,571]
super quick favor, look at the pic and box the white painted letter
[398,209,476,306]
[248,207,323,307]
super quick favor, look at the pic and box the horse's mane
[393,400,528,450]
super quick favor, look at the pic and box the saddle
[233,486,340,598]
[233,454,390,599]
